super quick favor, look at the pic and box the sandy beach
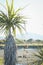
[0,48,40,65]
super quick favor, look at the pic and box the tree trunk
[4,34,17,65]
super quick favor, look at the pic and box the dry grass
[0,58,4,65]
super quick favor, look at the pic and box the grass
[0,58,4,65]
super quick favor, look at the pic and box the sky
[0,0,43,39]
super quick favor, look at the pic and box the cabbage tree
[0,0,26,65]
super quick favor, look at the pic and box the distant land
[0,33,43,40]
[16,33,43,40]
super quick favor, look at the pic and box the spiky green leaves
[6,0,14,19]
[33,49,43,65]
[0,0,26,37]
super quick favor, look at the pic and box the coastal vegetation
[0,39,43,49]
[32,49,43,65]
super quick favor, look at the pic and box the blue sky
[0,0,43,40]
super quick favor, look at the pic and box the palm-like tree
[0,0,26,65]
[33,49,43,65]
